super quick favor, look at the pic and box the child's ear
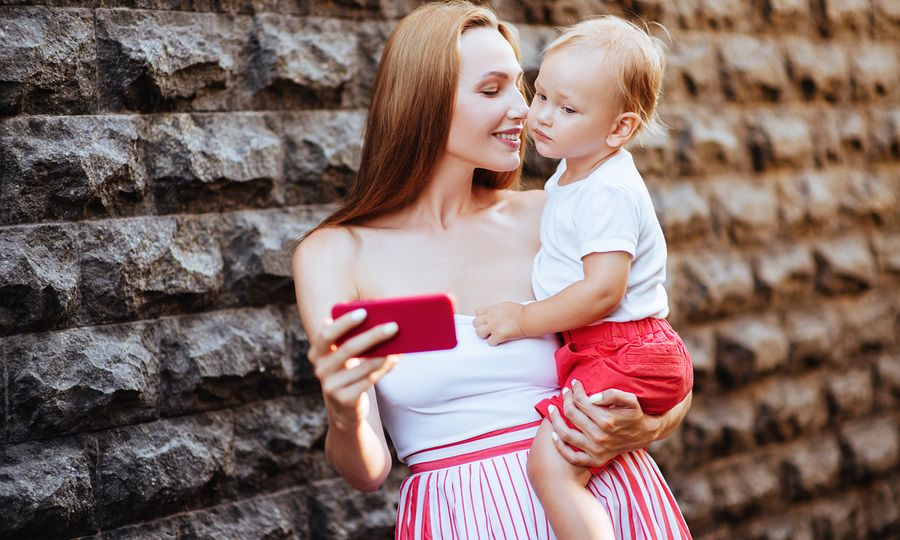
[606,112,641,147]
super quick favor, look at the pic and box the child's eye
[536,93,547,102]
[562,106,576,114]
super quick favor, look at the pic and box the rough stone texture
[0,7,96,115]
[0,115,147,224]
[2,1,899,538]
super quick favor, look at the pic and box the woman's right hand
[307,309,400,430]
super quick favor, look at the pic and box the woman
[292,2,692,538]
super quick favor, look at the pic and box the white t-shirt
[532,149,669,324]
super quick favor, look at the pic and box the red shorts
[534,318,693,471]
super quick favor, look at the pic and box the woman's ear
[606,112,641,148]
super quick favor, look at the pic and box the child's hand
[473,302,526,346]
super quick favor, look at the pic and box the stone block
[784,308,840,366]
[5,322,158,443]
[861,479,900,538]
[819,0,872,37]
[874,353,900,409]
[308,477,399,540]
[719,36,789,102]
[672,251,756,321]
[868,107,900,160]
[780,434,842,500]
[101,489,310,540]
[806,496,866,540]
[753,375,827,443]
[283,305,316,389]
[95,410,235,528]
[158,307,289,416]
[692,0,753,31]
[841,170,896,223]
[95,9,251,112]
[681,392,755,464]
[708,177,778,243]
[0,115,147,224]
[233,395,327,491]
[840,417,900,480]
[669,471,714,530]
[0,225,78,336]
[649,181,711,244]
[758,0,812,33]
[709,454,780,518]
[78,216,224,325]
[665,37,720,102]
[672,110,743,176]
[783,38,849,101]
[812,235,876,295]
[811,109,870,165]
[837,295,898,355]
[776,170,841,231]
[752,244,815,301]
[825,367,874,421]
[221,207,326,307]
[143,113,282,214]
[873,0,900,38]
[631,126,674,178]
[849,43,899,101]
[679,326,715,391]
[0,7,96,115]
[0,439,95,537]
[715,314,788,387]
[282,110,366,205]
[873,234,900,274]
[250,15,361,109]
[747,111,813,171]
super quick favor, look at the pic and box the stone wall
[0,0,897,538]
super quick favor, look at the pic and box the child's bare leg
[527,419,615,540]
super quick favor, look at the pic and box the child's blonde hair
[546,16,667,138]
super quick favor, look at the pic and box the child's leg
[527,419,615,540]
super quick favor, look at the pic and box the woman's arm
[546,380,692,467]
[292,227,398,491]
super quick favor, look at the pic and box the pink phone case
[331,293,458,357]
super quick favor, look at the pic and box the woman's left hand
[546,380,686,468]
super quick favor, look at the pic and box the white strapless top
[375,314,560,464]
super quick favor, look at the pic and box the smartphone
[331,293,458,357]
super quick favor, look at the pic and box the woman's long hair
[306,1,525,237]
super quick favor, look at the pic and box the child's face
[527,47,622,161]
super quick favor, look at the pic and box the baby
[473,16,693,540]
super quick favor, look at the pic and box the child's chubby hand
[473,302,526,346]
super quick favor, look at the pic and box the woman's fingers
[326,355,399,406]
[312,322,398,383]
[560,384,604,445]
[309,308,368,358]
[549,431,596,468]
[546,403,594,453]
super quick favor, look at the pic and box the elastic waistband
[562,317,673,345]
[407,421,541,474]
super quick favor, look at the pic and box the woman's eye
[481,89,499,96]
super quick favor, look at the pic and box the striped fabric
[396,422,691,540]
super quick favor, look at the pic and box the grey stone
[143,113,282,214]
[781,434,842,499]
[719,36,789,102]
[784,308,840,366]
[0,115,147,224]
[95,410,235,528]
[783,37,849,101]
[873,234,900,274]
[672,109,743,176]
[282,110,366,205]
[283,304,316,390]
[837,295,898,355]
[666,38,720,102]
[650,182,711,245]
[95,9,252,112]
[5,321,159,442]
[0,225,78,335]
[681,392,755,465]
[747,112,814,171]
[840,417,900,480]
[221,207,328,307]
[752,244,815,301]
[841,170,896,223]
[821,0,872,36]
[708,177,778,243]
[0,438,96,537]
[716,315,789,387]
[158,307,289,416]
[78,216,224,325]
[710,454,780,518]
[250,15,359,109]
[673,251,756,321]
[309,477,399,540]
[753,375,827,442]
[849,42,899,101]
[233,395,327,491]
[813,235,876,295]
[825,367,873,420]
[0,7,96,115]
[776,170,842,231]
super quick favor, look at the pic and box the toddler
[473,16,693,540]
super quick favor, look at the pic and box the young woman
[292,3,692,538]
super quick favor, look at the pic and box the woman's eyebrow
[478,69,524,81]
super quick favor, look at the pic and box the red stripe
[500,456,528,536]
[405,420,541,461]
[410,438,533,474]
[421,479,432,539]
[468,463,481,540]
[514,452,541,537]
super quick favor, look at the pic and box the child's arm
[473,251,631,345]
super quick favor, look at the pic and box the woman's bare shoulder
[501,188,546,221]
[292,226,360,277]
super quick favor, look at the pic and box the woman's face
[445,27,528,172]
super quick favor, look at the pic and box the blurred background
[0,0,898,538]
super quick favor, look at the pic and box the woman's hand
[546,380,690,468]
[307,308,400,430]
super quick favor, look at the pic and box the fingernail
[548,404,557,414]
[351,308,367,321]
[589,392,603,404]
[382,322,399,335]
[561,387,570,395]
[571,379,580,388]
[551,432,559,442]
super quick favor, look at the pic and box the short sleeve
[574,184,639,259]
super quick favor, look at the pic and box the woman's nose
[506,88,528,120]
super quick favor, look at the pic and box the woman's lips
[493,132,521,149]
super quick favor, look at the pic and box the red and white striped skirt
[396,421,691,539]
